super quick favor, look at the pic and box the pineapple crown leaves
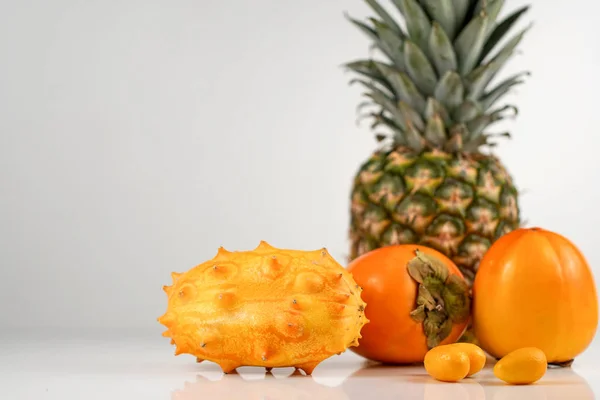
[344,0,532,154]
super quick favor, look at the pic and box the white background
[1,0,598,333]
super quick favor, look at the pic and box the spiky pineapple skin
[158,241,368,375]
[349,146,520,286]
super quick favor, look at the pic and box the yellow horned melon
[158,241,369,375]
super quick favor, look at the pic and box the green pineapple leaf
[479,5,530,63]
[356,100,376,114]
[445,123,468,152]
[428,22,458,78]
[474,0,504,29]
[454,99,482,123]
[399,101,425,132]
[488,0,504,39]
[489,131,511,139]
[454,11,489,75]
[393,0,431,51]
[391,0,406,14]
[351,79,402,121]
[375,133,389,142]
[357,112,378,127]
[365,0,405,38]
[399,102,427,151]
[484,24,532,82]
[345,60,386,78]
[463,133,491,152]
[490,24,531,65]
[465,23,531,100]
[372,112,405,135]
[404,40,438,96]
[376,63,427,114]
[467,24,531,101]
[466,114,496,140]
[451,0,471,28]
[490,104,519,118]
[480,71,531,110]
[344,60,396,94]
[350,78,394,99]
[434,71,464,112]
[403,125,426,152]
[365,94,404,124]
[372,20,407,70]
[420,0,457,39]
[345,14,379,42]
[425,114,447,147]
[464,61,498,101]
[479,0,505,38]
[425,97,452,127]
[465,105,515,140]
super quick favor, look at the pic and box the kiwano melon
[158,241,368,375]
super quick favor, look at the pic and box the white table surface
[2,330,599,399]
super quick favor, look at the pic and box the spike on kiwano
[158,241,369,375]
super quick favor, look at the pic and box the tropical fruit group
[473,227,599,366]
[158,241,368,375]
[345,0,531,287]
[346,244,470,363]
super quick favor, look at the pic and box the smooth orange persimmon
[473,227,599,365]
[347,244,471,364]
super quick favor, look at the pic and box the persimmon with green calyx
[347,244,471,364]
[473,227,598,367]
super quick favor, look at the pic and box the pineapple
[345,0,531,287]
